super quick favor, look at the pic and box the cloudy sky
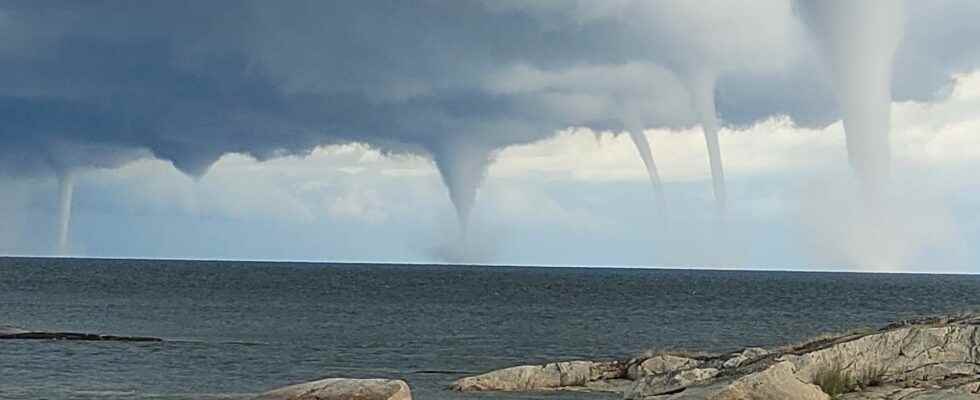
[2,1,979,272]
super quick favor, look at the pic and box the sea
[2,257,979,400]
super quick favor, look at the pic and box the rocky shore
[8,314,980,399]
[450,314,980,399]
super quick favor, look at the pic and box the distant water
[2,257,980,400]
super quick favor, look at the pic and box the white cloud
[950,70,980,101]
[327,188,389,224]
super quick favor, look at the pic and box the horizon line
[0,254,976,276]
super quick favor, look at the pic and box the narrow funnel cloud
[432,140,492,259]
[56,171,75,255]
[797,0,905,193]
[627,129,667,218]
[687,71,727,215]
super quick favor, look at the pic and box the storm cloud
[1,1,979,226]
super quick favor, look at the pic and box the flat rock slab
[255,378,412,400]
[0,326,30,336]
[450,360,629,392]
[0,327,161,342]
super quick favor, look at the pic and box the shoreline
[449,313,980,399]
[6,313,980,399]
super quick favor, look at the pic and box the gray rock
[624,368,720,399]
[0,326,29,336]
[722,347,770,369]
[0,326,161,342]
[788,323,980,383]
[838,384,980,400]
[449,314,980,400]
[629,354,702,379]
[708,316,980,400]
[255,378,411,400]
[711,361,830,400]
[450,360,627,392]
[656,381,732,400]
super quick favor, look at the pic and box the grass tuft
[812,359,856,399]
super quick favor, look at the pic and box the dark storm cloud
[0,0,977,178]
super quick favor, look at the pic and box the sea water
[2,257,979,400]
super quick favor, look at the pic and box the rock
[787,323,980,383]
[584,379,635,393]
[0,326,29,336]
[624,368,720,399]
[450,314,980,399]
[838,384,980,400]
[255,378,411,400]
[592,360,631,380]
[722,348,770,369]
[0,326,161,342]
[448,363,570,391]
[450,360,627,392]
[629,354,702,379]
[678,368,721,385]
[835,376,980,399]
[711,361,830,400]
[657,381,732,400]
[707,317,980,400]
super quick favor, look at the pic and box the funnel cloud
[797,0,906,193]
[687,71,727,215]
[432,140,494,247]
[627,130,666,218]
[56,172,74,255]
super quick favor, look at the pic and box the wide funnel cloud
[797,0,906,192]
[432,140,493,239]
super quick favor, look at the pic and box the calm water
[2,257,980,400]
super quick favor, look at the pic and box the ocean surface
[2,257,980,400]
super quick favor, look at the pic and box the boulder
[711,361,830,400]
[255,378,411,400]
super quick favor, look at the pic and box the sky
[2,1,980,272]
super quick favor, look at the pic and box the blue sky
[2,1,980,271]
